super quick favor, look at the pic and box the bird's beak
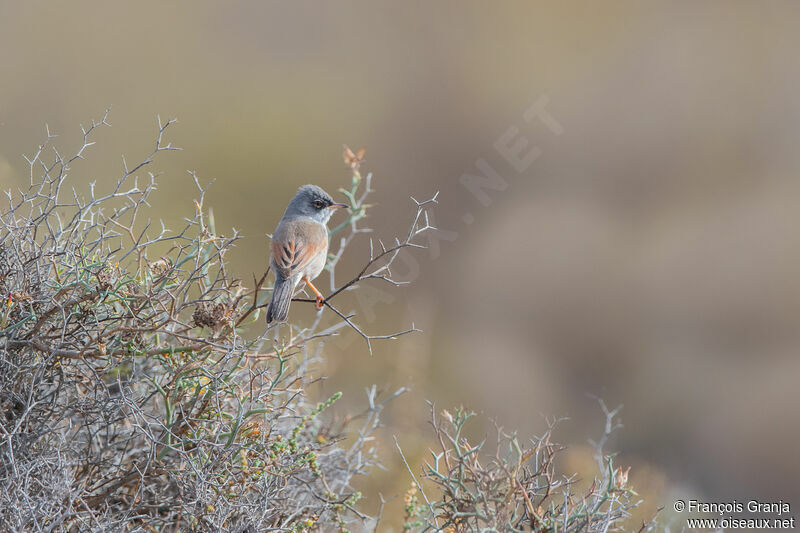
[328,203,350,210]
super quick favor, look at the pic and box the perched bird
[266,185,349,323]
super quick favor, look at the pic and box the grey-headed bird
[266,185,349,323]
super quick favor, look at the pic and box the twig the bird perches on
[289,191,438,354]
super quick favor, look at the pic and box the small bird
[266,185,349,323]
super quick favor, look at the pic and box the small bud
[149,258,171,278]
[614,466,631,489]
[441,409,453,424]
[343,145,366,170]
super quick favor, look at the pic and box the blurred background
[2,1,799,527]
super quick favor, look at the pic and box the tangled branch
[257,154,439,354]
[0,112,425,531]
[390,402,653,532]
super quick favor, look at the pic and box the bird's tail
[266,276,296,324]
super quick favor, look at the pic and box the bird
[266,185,349,324]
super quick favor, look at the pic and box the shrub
[0,112,649,532]
[0,112,432,532]
[391,401,653,532]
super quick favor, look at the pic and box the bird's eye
[313,200,325,209]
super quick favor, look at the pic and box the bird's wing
[270,219,328,280]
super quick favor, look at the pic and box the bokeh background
[2,1,799,528]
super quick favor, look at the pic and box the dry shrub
[392,401,655,532]
[0,111,648,532]
[0,112,432,532]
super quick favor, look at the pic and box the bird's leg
[302,276,325,310]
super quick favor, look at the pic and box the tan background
[2,1,799,527]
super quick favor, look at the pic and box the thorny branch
[389,402,653,532]
[272,169,439,354]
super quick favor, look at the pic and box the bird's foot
[315,295,325,310]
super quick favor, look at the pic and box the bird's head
[286,184,349,224]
